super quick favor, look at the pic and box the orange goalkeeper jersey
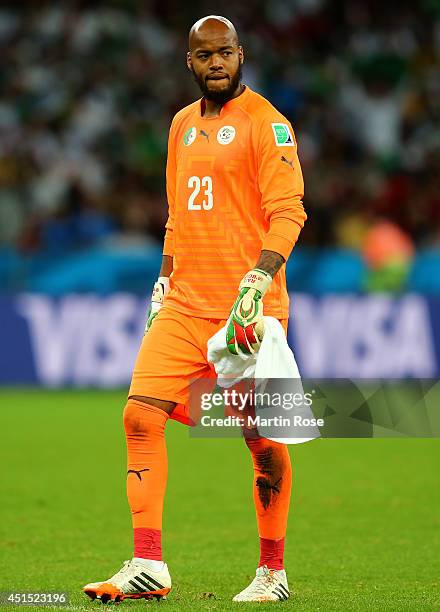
[162,86,306,319]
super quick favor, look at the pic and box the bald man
[83,15,306,604]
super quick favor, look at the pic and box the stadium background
[1,1,439,610]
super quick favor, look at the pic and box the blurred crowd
[0,0,439,258]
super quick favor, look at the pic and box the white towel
[207,317,320,444]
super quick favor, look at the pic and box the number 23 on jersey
[187,176,213,210]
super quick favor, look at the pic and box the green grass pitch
[1,389,439,611]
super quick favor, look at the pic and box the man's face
[187,28,244,104]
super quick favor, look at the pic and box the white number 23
[187,176,213,210]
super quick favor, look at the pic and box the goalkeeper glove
[226,268,272,355]
[145,276,170,333]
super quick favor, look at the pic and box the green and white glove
[226,268,272,355]
[145,276,170,333]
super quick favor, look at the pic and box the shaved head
[189,15,239,50]
[187,15,244,106]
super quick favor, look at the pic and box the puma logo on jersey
[281,155,294,169]
[127,468,150,481]
[200,129,211,142]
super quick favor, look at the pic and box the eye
[223,51,232,56]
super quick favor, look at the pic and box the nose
[209,53,224,70]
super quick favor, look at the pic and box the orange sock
[245,436,292,569]
[123,399,168,559]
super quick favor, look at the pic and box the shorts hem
[127,389,186,406]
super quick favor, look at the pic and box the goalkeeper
[83,14,306,605]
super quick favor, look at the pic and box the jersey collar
[199,85,251,118]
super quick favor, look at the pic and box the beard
[191,64,243,105]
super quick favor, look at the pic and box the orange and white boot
[83,558,171,603]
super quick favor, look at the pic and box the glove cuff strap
[157,276,170,295]
[239,268,272,296]
[151,276,170,304]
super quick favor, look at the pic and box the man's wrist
[255,250,285,279]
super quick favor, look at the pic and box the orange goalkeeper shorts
[129,306,288,425]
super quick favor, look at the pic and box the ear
[186,51,192,71]
[238,45,244,65]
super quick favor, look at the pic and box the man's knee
[244,433,269,454]
[124,397,173,435]
[128,395,176,415]
[243,427,272,452]
[244,434,289,462]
